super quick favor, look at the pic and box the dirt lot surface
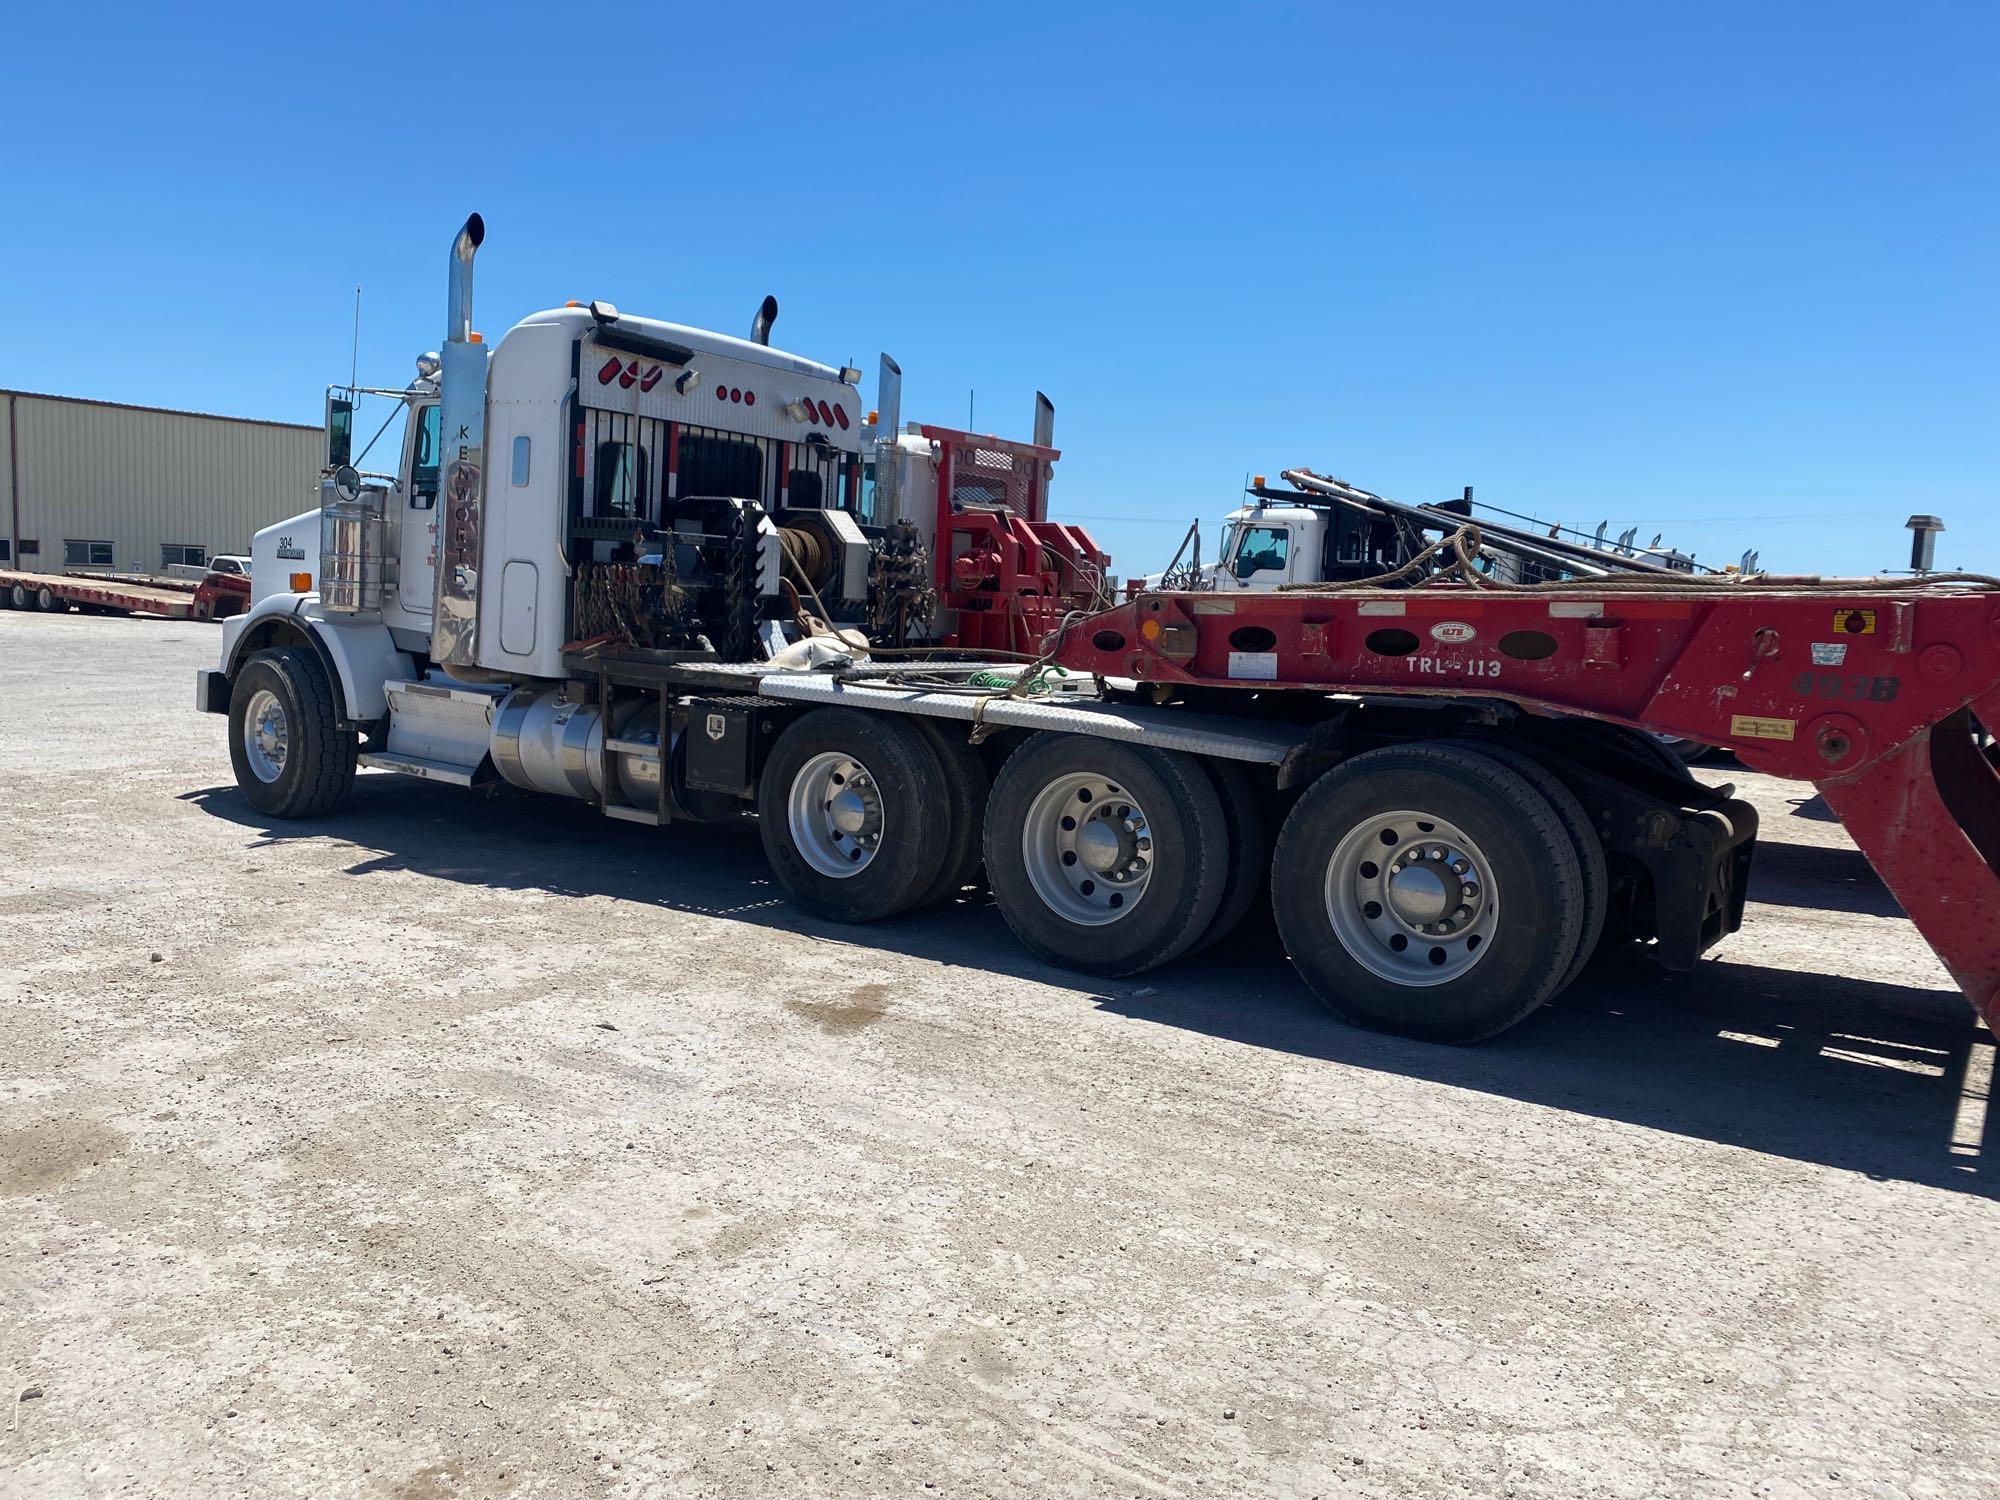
[2,611,1996,1499]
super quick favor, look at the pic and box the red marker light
[639,365,663,392]
[716,384,728,400]
[619,360,639,389]
[817,400,835,425]
[597,357,621,385]
[730,387,742,403]
[743,390,755,407]
[832,404,849,429]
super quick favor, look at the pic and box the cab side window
[411,404,442,506]
[1234,524,1291,579]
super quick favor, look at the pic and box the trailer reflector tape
[1357,601,1406,616]
[1730,714,1796,741]
[1548,601,1605,618]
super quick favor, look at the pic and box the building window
[64,539,115,568]
[18,539,38,556]
[162,543,207,569]
[0,539,10,563]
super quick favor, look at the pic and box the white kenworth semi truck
[199,214,1765,1044]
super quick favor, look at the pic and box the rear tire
[1466,741,1608,997]
[910,717,989,908]
[1270,741,1586,1043]
[1186,757,1268,956]
[985,734,1227,977]
[227,647,357,818]
[758,708,952,922]
[36,586,65,612]
[8,583,29,609]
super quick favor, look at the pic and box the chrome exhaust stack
[433,212,488,667]
[874,353,903,522]
[751,295,778,346]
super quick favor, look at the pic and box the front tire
[1271,742,1586,1043]
[226,647,357,818]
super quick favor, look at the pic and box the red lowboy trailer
[0,568,198,619]
[1045,574,2000,1032]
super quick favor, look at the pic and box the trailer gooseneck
[197,215,2000,1045]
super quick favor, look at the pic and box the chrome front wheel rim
[1021,772,1154,925]
[788,751,884,878]
[1324,809,1497,985]
[242,688,290,783]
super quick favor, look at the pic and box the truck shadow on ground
[185,776,1993,1200]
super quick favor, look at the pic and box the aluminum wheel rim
[787,751,885,878]
[242,688,290,784]
[1021,772,1154,925]
[1323,808,1497,986]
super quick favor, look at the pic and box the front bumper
[195,668,229,715]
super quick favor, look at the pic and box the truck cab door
[399,402,441,616]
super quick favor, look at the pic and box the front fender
[220,594,415,725]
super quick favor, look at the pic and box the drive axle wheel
[759,708,951,922]
[226,646,357,819]
[1271,742,1585,1043]
[985,735,1226,976]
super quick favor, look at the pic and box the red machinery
[1046,576,2000,1030]
[921,424,1110,653]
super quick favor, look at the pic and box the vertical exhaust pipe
[874,354,903,523]
[447,213,485,344]
[751,295,778,346]
[433,212,489,666]
[1032,392,1056,518]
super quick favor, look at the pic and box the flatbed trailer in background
[0,568,198,619]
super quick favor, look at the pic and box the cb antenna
[349,285,361,395]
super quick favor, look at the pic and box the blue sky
[2,2,1993,578]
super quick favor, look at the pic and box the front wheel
[226,647,357,818]
[1270,742,1586,1043]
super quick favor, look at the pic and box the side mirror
[325,392,355,469]
[332,464,363,502]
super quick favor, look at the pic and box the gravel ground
[2,610,1996,1499]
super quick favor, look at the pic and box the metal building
[2,389,319,576]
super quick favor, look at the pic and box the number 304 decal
[1791,672,1899,702]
